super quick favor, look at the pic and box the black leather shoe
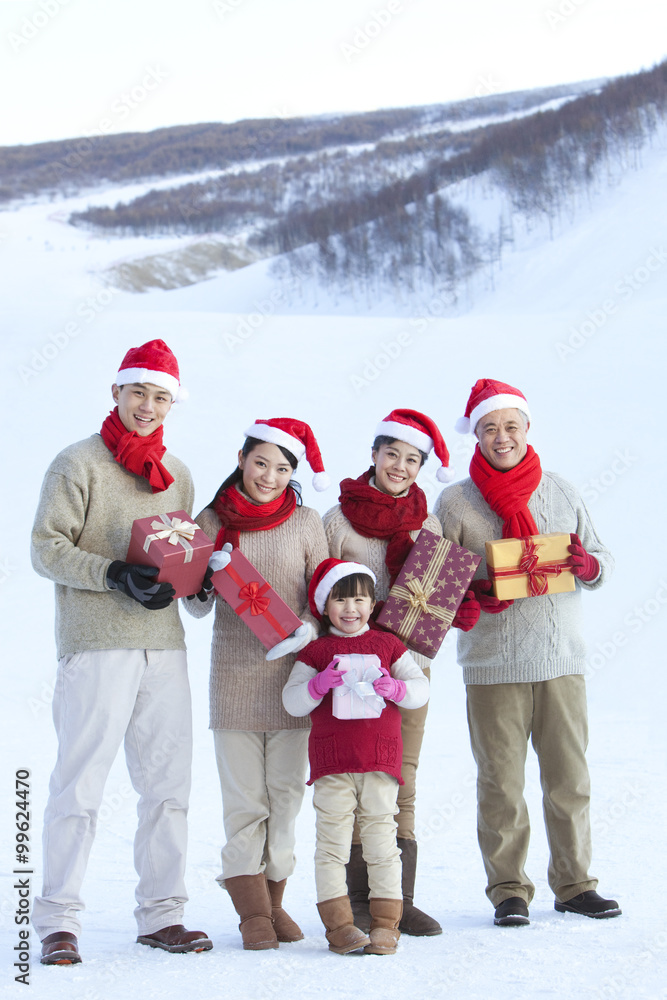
[555,890,621,918]
[494,896,530,926]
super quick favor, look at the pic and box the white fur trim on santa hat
[244,423,306,462]
[115,366,180,400]
[313,562,377,615]
[375,419,433,455]
[459,394,531,435]
[312,471,331,492]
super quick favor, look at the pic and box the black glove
[106,561,175,610]
[186,564,214,602]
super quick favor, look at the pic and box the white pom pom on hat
[374,408,454,482]
[244,417,331,492]
[456,379,531,435]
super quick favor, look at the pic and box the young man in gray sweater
[435,378,621,927]
[31,340,212,964]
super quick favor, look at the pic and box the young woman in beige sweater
[323,408,479,937]
[185,418,329,951]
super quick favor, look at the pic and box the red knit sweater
[297,630,408,785]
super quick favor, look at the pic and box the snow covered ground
[2,127,667,1000]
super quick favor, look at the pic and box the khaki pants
[466,674,598,906]
[353,663,430,844]
[213,729,308,883]
[313,771,401,902]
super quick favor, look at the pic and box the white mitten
[208,542,233,573]
[265,622,315,661]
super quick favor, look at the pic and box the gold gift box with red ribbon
[486,533,575,600]
[211,548,302,651]
[126,510,215,600]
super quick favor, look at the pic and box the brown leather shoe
[136,924,213,953]
[40,931,82,965]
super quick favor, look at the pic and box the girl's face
[325,590,375,634]
[238,442,294,504]
[371,441,422,495]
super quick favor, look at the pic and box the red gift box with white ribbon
[126,510,214,600]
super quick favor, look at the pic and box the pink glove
[308,659,345,700]
[470,578,514,614]
[568,533,600,582]
[452,591,481,632]
[373,670,406,703]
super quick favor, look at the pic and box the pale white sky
[1,0,665,147]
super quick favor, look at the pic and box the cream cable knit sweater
[31,433,194,659]
[434,471,613,685]
[184,502,329,731]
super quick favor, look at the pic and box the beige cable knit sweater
[184,502,329,731]
[31,433,194,659]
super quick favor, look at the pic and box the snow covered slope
[1,118,666,1000]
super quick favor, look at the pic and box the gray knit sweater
[31,433,194,659]
[184,503,329,732]
[434,471,613,685]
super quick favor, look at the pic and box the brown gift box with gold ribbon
[485,532,576,600]
[126,510,215,600]
[376,528,481,659]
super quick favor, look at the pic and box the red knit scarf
[469,444,542,538]
[212,484,297,550]
[339,468,427,586]
[100,407,174,493]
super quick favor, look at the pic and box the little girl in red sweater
[282,558,428,956]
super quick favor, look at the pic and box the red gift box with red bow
[211,548,302,651]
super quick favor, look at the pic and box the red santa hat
[374,408,454,483]
[115,339,187,402]
[308,558,377,619]
[455,378,531,435]
[244,418,330,491]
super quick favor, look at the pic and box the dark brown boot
[345,842,371,933]
[40,931,82,965]
[225,874,279,950]
[267,878,304,942]
[397,838,442,936]
[317,895,371,954]
[364,897,403,955]
[137,924,213,953]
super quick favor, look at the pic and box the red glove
[568,533,600,582]
[452,591,481,632]
[469,578,514,614]
[373,669,406,703]
[308,660,345,699]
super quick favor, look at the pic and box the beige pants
[466,674,598,906]
[213,728,308,883]
[352,663,430,844]
[313,771,402,902]
[32,648,192,938]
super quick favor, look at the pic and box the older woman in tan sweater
[324,408,479,937]
[185,419,329,951]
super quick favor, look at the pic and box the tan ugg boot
[225,874,279,950]
[267,879,304,942]
[397,838,442,936]
[364,897,403,955]
[317,895,371,955]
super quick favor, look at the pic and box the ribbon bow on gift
[392,578,456,628]
[144,515,199,563]
[237,581,270,617]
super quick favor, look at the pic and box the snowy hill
[1,76,667,1000]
